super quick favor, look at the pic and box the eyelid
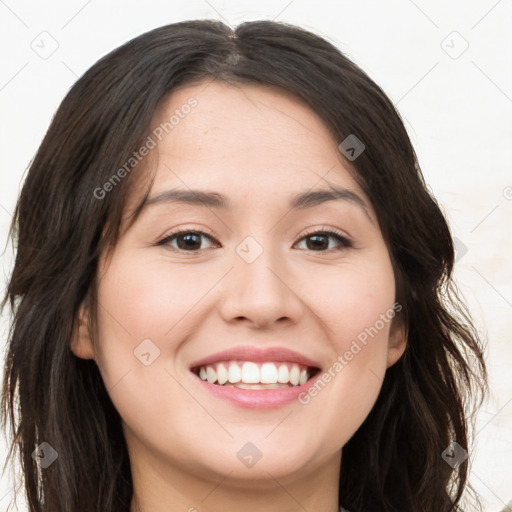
[299,225,352,243]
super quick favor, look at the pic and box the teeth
[206,366,217,384]
[228,383,290,390]
[217,363,229,385]
[228,362,242,383]
[289,365,300,386]
[242,362,260,383]
[260,362,278,384]
[194,361,314,387]
[277,364,289,383]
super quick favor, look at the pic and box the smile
[188,346,322,409]
[192,361,318,388]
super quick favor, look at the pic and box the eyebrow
[139,185,372,221]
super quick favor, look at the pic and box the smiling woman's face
[72,80,406,509]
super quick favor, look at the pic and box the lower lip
[192,372,321,409]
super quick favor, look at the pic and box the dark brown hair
[1,19,487,511]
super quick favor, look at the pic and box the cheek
[96,252,214,341]
[312,255,397,349]
[299,307,394,452]
[92,250,232,418]
[91,252,193,391]
[297,255,397,430]
[92,255,203,440]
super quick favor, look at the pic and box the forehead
[152,80,342,173]
[126,80,369,217]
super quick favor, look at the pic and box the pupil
[178,233,201,250]
[308,234,327,250]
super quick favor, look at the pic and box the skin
[71,80,407,512]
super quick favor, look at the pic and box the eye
[157,229,219,252]
[295,227,352,252]
[156,227,352,253]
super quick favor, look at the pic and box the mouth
[190,360,321,389]
[187,346,322,408]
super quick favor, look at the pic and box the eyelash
[156,226,353,254]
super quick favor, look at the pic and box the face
[72,80,406,507]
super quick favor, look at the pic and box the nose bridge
[221,233,302,327]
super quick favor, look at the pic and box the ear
[386,316,407,368]
[70,302,95,360]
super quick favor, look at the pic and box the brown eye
[158,230,218,252]
[296,229,352,252]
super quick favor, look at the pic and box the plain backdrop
[0,1,511,511]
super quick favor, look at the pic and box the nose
[219,239,305,329]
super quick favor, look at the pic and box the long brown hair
[1,19,487,511]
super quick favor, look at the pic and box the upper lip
[189,346,322,370]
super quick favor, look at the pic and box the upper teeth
[195,361,312,386]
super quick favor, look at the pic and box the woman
[1,19,487,512]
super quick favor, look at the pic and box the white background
[0,1,511,511]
